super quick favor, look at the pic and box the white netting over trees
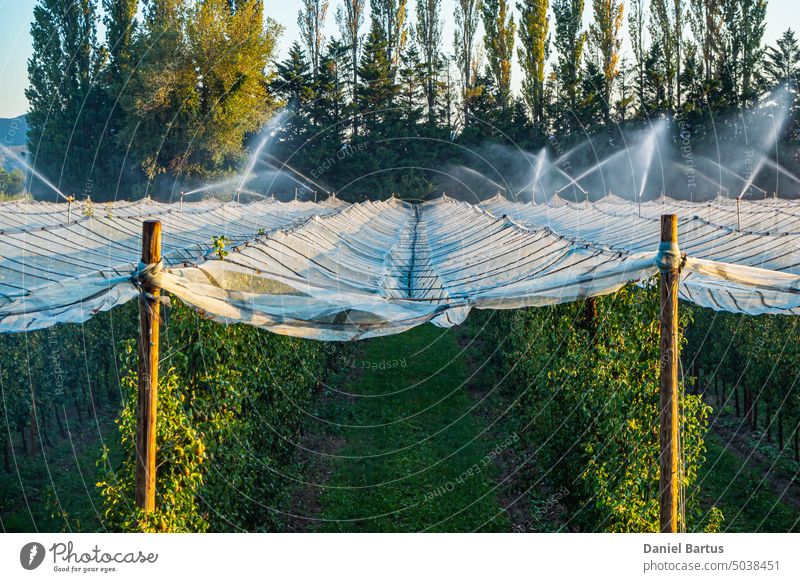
[1,195,799,339]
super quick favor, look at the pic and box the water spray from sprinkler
[552,149,623,196]
[183,174,256,198]
[0,144,70,201]
[234,111,288,202]
[699,157,767,196]
[262,153,331,196]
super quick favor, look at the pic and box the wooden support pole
[658,214,680,533]
[29,384,38,456]
[135,220,161,511]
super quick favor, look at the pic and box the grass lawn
[0,408,120,532]
[695,433,799,532]
[311,324,511,532]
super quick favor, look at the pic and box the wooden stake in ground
[29,383,38,455]
[658,214,680,533]
[135,220,161,511]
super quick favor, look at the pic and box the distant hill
[0,115,27,147]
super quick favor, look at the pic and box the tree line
[25,0,799,202]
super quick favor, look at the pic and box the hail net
[1,195,798,340]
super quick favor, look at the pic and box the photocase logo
[20,542,46,570]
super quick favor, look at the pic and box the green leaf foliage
[491,283,718,532]
[97,301,327,531]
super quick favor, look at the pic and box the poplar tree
[688,0,724,83]
[628,0,647,113]
[336,0,366,133]
[119,0,278,183]
[517,0,549,125]
[675,0,684,108]
[615,57,635,120]
[648,0,677,110]
[298,0,330,81]
[416,0,443,125]
[370,0,408,69]
[738,0,768,104]
[553,0,586,129]
[453,0,481,117]
[437,58,457,131]
[590,0,624,123]
[481,0,516,108]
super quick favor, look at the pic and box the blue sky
[0,0,795,118]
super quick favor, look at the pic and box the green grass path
[696,435,799,532]
[312,325,510,532]
[0,411,119,532]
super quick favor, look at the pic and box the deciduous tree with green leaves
[416,0,444,125]
[500,284,717,532]
[517,0,549,126]
[453,0,482,118]
[553,0,586,131]
[590,0,625,123]
[481,0,516,109]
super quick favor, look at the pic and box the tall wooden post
[29,384,38,456]
[135,220,161,511]
[658,214,680,533]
